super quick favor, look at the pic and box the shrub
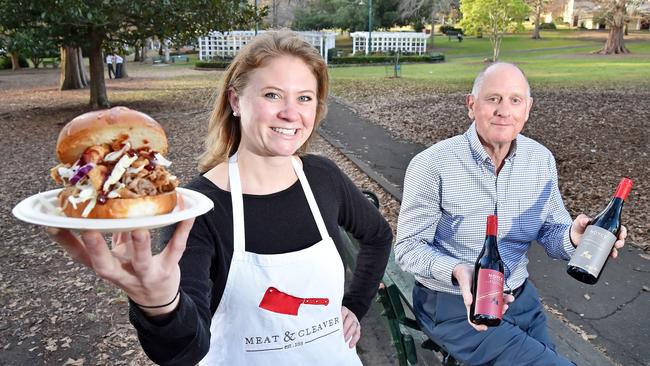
[327,47,344,61]
[539,22,557,30]
[330,53,444,65]
[170,51,198,56]
[195,60,230,69]
[439,25,464,35]
[0,54,30,69]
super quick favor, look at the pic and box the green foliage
[0,1,263,52]
[460,0,529,36]
[0,54,29,69]
[293,0,406,32]
[0,0,263,106]
[539,22,557,30]
[5,28,59,67]
[439,25,464,35]
[459,0,529,60]
[293,0,338,30]
[330,53,444,64]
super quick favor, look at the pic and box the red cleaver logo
[259,287,329,316]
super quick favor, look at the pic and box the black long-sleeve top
[128,154,393,365]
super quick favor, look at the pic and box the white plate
[12,188,213,232]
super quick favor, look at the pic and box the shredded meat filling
[127,178,158,196]
[53,139,178,200]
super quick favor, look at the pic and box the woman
[48,31,392,365]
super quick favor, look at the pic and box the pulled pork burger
[50,107,179,218]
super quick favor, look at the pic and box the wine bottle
[470,215,505,326]
[567,177,633,285]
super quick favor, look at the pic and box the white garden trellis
[198,31,337,63]
[350,32,428,55]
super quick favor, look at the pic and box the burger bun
[58,190,178,219]
[56,106,168,164]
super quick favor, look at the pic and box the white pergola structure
[351,32,428,55]
[198,31,337,63]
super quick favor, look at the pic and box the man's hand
[452,263,514,332]
[570,214,627,258]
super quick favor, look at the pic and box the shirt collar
[465,122,519,165]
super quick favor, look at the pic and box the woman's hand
[46,218,195,315]
[341,306,361,348]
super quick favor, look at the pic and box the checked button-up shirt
[395,122,575,295]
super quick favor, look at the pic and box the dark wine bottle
[470,215,505,327]
[567,177,633,285]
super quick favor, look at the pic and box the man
[106,53,114,79]
[114,54,124,79]
[395,62,627,365]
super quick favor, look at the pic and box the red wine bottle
[470,215,505,326]
[567,177,633,285]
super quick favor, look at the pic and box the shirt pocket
[512,182,552,242]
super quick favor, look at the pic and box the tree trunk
[491,21,500,62]
[140,39,147,62]
[596,0,629,54]
[133,44,141,62]
[76,48,88,83]
[87,38,110,109]
[272,0,279,28]
[120,54,129,78]
[429,7,436,47]
[10,52,21,71]
[31,57,41,68]
[532,4,542,39]
[60,46,88,90]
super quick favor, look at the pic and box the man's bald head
[471,62,531,98]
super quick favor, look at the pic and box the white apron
[199,154,363,365]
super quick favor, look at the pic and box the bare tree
[594,0,631,53]
[527,0,551,38]
[588,0,649,54]
[601,0,630,53]
[399,0,457,36]
[265,0,300,28]
[272,0,280,28]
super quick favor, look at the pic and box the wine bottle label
[474,269,504,319]
[568,225,616,278]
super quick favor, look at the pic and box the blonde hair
[198,31,329,172]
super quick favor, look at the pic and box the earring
[233,111,239,117]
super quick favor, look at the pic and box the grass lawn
[431,32,600,57]
[329,30,650,93]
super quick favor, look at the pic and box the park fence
[198,30,337,63]
[350,32,428,56]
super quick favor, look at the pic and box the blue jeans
[413,280,574,366]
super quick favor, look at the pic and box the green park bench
[42,58,59,68]
[340,191,460,366]
[152,55,190,64]
[170,55,190,63]
[446,31,463,42]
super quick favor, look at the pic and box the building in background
[563,0,650,30]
